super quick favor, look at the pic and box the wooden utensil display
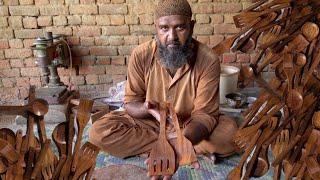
[148,103,176,176]
[0,86,99,179]
[227,0,320,179]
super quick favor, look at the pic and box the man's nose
[168,29,178,42]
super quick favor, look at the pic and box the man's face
[155,15,194,50]
[155,15,195,69]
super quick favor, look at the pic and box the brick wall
[0,0,253,104]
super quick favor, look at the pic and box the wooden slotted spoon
[168,103,196,166]
[148,103,176,176]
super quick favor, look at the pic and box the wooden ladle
[301,22,319,42]
[52,122,67,158]
[0,98,49,117]
[0,128,16,147]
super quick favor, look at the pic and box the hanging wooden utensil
[168,103,197,166]
[71,98,94,172]
[148,103,176,176]
[301,22,320,42]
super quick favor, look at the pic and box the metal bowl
[225,93,247,108]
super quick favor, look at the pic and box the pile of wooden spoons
[0,86,100,179]
[213,0,320,179]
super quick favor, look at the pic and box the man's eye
[176,26,185,31]
[160,26,168,30]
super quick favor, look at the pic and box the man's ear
[190,20,195,35]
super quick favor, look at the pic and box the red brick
[4,0,19,5]
[9,16,23,28]
[71,47,90,57]
[96,56,111,65]
[124,36,138,45]
[0,51,4,59]
[94,37,109,46]
[194,24,213,35]
[37,16,52,26]
[9,39,23,48]
[214,3,242,13]
[66,37,80,46]
[49,0,65,4]
[23,39,35,48]
[85,74,99,84]
[2,78,16,88]
[39,5,68,15]
[193,4,213,14]
[9,6,39,16]
[131,1,154,15]
[24,57,36,67]
[20,67,40,76]
[82,15,96,25]
[73,26,101,37]
[111,0,124,3]
[16,77,30,87]
[96,15,111,25]
[45,27,72,36]
[97,0,110,3]
[105,64,127,75]
[5,49,32,58]
[98,74,112,84]
[23,17,38,29]
[29,77,41,86]
[57,68,76,76]
[210,14,223,24]
[80,0,95,3]
[15,29,43,38]
[130,25,154,35]
[139,14,154,25]
[210,35,224,48]
[111,56,126,65]
[80,37,95,46]
[125,15,139,25]
[110,15,125,25]
[35,0,49,4]
[237,53,250,63]
[102,25,129,35]
[79,66,105,75]
[67,15,82,25]
[90,46,117,56]
[196,14,210,24]
[0,28,14,39]
[0,68,20,78]
[19,0,34,5]
[0,17,8,27]
[10,59,24,68]
[81,56,95,65]
[53,16,67,26]
[214,24,239,34]
[99,4,128,15]
[0,60,10,69]
[108,36,124,46]
[222,53,236,63]
[70,5,98,15]
[0,6,9,16]
[118,46,134,56]
[0,40,9,49]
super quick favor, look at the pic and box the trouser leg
[89,111,159,158]
[194,115,238,157]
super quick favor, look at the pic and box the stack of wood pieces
[213,0,320,179]
[0,86,100,180]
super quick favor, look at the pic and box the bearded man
[89,0,238,178]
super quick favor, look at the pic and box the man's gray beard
[156,36,194,70]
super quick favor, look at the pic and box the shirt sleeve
[189,57,220,134]
[124,49,146,103]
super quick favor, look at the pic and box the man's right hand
[144,101,161,122]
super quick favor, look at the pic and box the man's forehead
[156,15,190,25]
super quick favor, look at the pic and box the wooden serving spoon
[301,22,319,42]
[148,103,176,176]
[0,98,49,117]
[168,103,197,166]
[71,98,94,172]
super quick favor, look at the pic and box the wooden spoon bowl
[0,128,16,147]
[301,22,319,42]
[52,122,67,157]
